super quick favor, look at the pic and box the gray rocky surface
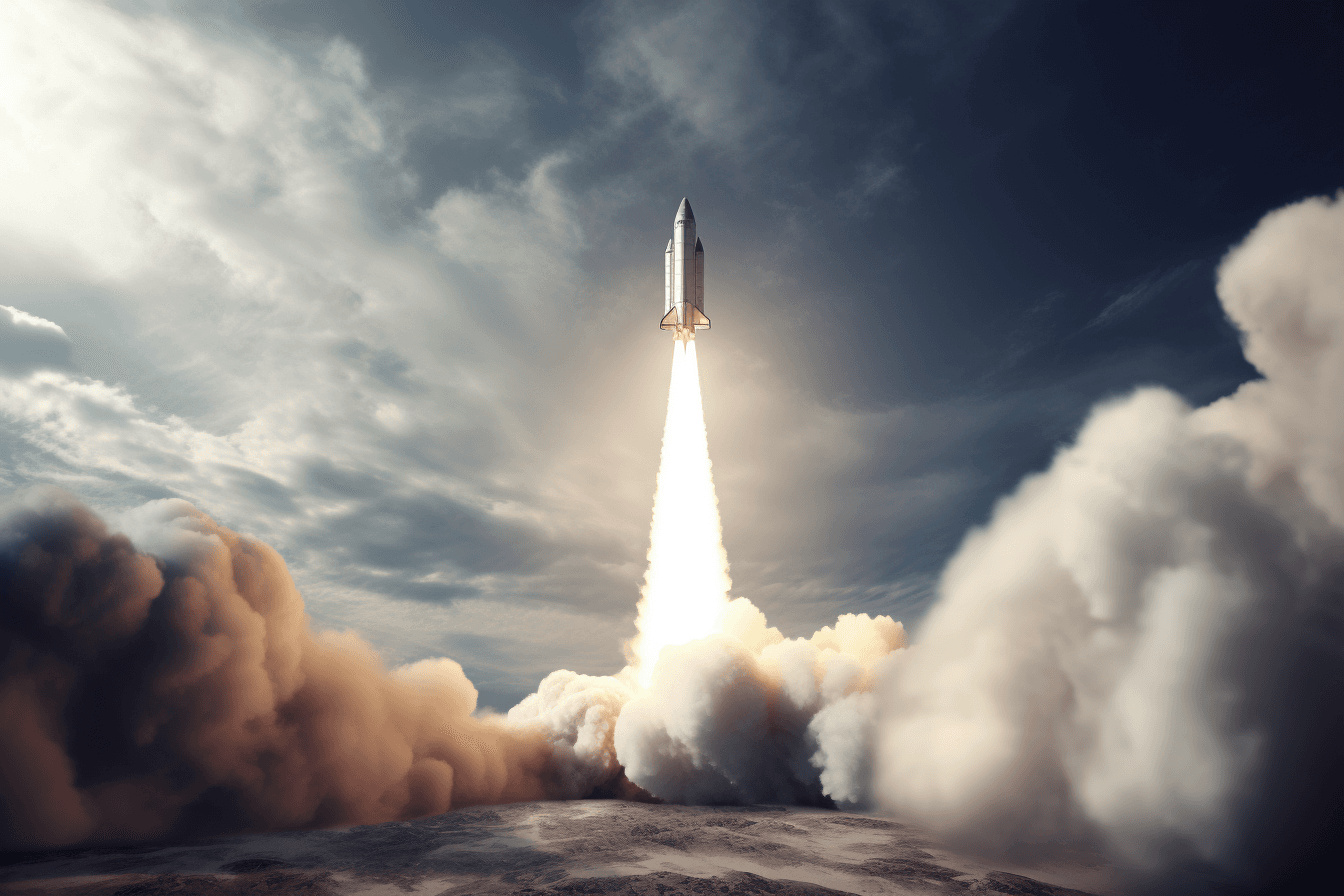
[0,801,1114,895]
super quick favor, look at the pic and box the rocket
[660,198,710,341]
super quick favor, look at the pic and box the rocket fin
[660,307,680,330]
[688,306,710,330]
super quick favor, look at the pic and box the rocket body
[661,198,710,340]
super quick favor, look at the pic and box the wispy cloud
[0,305,73,374]
[590,0,783,147]
[1088,260,1202,329]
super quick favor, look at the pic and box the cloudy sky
[2,0,1340,709]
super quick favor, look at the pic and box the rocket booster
[660,198,710,341]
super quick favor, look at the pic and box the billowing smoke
[616,599,902,806]
[506,669,639,800]
[875,193,1344,890]
[0,492,618,849]
[519,599,904,809]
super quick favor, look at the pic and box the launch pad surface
[1,801,1114,896]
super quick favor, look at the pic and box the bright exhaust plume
[629,339,732,686]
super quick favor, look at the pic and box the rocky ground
[0,801,1117,895]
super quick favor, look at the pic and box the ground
[0,801,1117,895]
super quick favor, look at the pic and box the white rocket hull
[660,198,709,340]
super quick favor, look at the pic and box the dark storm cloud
[358,576,481,605]
[324,492,563,576]
[214,465,298,515]
[333,338,418,392]
[300,458,387,500]
[292,485,636,622]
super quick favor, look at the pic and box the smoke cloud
[614,600,904,807]
[874,193,1344,890]
[512,599,904,810]
[506,669,638,799]
[0,492,616,849]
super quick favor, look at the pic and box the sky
[1,0,1341,711]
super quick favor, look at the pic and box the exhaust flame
[629,339,731,686]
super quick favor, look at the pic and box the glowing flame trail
[630,339,732,686]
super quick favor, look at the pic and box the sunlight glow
[630,339,732,687]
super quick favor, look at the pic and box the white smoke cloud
[609,600,904,807]
[510,599,905,810]
[874,193,1344,890]
[507,669,637,798]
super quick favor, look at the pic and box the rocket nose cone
[676,197,694,222]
